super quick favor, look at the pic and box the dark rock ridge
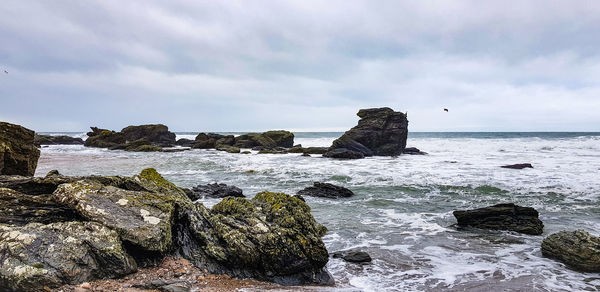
[0,122,40,176]
[453,203,544,235]
[189,183,244,200]
[297,182,355,199]
[332,250,372,263]
[191,131,295,153]
[501,163,533,169]
[403,147,427,155]
[34,134,84,146]
[324,108,408,159]
[0,169,332,290]
[84,124,176,152]
[541,230,600,272]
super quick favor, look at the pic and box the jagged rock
[332,250,372,263]
[0,122,40,176]
[215,135,235,147]
[121,124,176,147]
[175,138,194,147]
[34,134,84,146]
[453,203,544,235]
[501,163,533,169]
[262,131,294,148]
[542,230,600,272]
[403,147,427,155]
[233,133,277,149]
[216,145,240,153]
[297,182,355,199]
[84,125,175,150]
[192,133,227,149]
[84,128,125,148]
[324,108,408,159]
[189,183,244,200]
[0,188,82,225]
[0,221,137,291]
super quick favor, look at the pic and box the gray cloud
[1,0,599,131]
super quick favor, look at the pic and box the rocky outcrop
[262,131,294,148]
[233,133,277,149]
[324,108,408,159]
[34,134,84,146]
[0,221,137,291]
[193,133,233,149]
[332,250,372,263]
[541,230,600,272]
[0,122,40,176]
[84,124,176,152]
[297,182,355,199]
[189,183,244,200]
[0,188,82,226]
[403,147,427,155]
[175,138,194,147]
[453,203,543,235]
[501,163,533,169]
[216,145,240,153]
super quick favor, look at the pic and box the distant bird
[3,70,7,74]
[443,108,448,112]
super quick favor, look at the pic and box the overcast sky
[1,1,599,132]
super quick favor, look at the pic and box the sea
[35,132,600,292]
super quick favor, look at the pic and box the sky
[1,1,600,132]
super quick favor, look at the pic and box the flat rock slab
[0,221,136,291]
[453,203,544,235]
[542,230,600,272]
[297,182,355,199]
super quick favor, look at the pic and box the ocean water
[35,132,600,292]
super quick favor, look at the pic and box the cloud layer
[1,0,599,131]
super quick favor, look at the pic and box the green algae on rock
[542,230,600,272]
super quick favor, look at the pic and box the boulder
[332,250,372,263]
[193,133,226,149]
[216,145,240,153]
[323,148,364,159]
[0,221,137,291]
[324,108,408,159]
[453,203,544,235]
[175,138,194,147]
[189,183,244,200]
[0,188,82,226]
[234,133,277,149]
[84,128,125,148]
[297,182,355,199]
[501,163,533,169]
[0,122,40,176]
[263,131,294,148]
[120,124,176,146]
[403,147,427,155]
[542,230,600,272]
[84,125,175,150]
[303,147,328,155]
[34,134,84,146]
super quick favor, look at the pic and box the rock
[288,147,304,153]
[453,203,543,235]
[332,250,372,263]
[84,128,125,148]
[191,192,333,285]
[301,153,311,157]
[0,122,40,176]
[120,124,176,147]
[84,125,175,150]
[542,230,600,272]
[215,135,235,147]
[303,147,328,155]
[297,182,355,199]
[324,108,408,159]
[193,133,227,149]
[501,163,533,169]
[323,148,364,159]
[133,279,189,290]
[0,188,82,226]
[262,131,295,148]
[257,149,288,154]
[175,138,194,147]
[0,221,137,291]
[234,133,277,149]
[34,134,84,146]
[216,145,240,153]
[189,183,244,200]
[241,151,251,154]
[403,147,427,155]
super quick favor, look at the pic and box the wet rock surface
[501,163,533,169]
[332,250,372,263]
[297,182,355,199]
[542,230,600,272]
[84,124,176,151]
[189,183,244,200]
[0,122,40,176]
[324,107,408,159]
[34,134,84,145]
[453,203,544,235]
[0,188,81,225]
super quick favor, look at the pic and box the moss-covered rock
[0,221,136,291]
[0,122,40,176]
[216,145,240,153]
[542,230,600,272]
[263,131,294,148]
[233,133,277,149]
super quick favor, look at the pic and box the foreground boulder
[189,183,244,200]
[84,124,176,151]
[34,134,84,146]
[0,221,137,291]
[542,230,600,272]
[298,182,355,199]
[0,122,40,176]
[324,108,408,159]
[453,203,543,235]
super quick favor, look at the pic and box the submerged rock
[542,230,600,272]
[0,122,40,176]
[297,182,355,199]
[324,108,408,159]
[189,183,244,200]
[34,134,84,146]
[453,203,544,235]
[332,250,372,263]
[0,221,137,291]
[501,163,533,169]
[403,147,427,155]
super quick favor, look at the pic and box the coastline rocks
[501,163,533,169]
[297,182,354,199]
[233,133,277,149]
[193,133,232,149]
[0,188,82,226]
[216,145,240,153]
[189,183,244,200]
[403,147,427,155]
[121,124,176,147]
[262,131,294,148]
[84,128,125,148]
[541,230,600,272]
[175,138,194,147]
[34,134,84,146]
[0,122,40,176]
[84,124,176,151]
[0,221,137,291]
[332,250,372,263]
[324,108,408,159]
[453,203,544,235]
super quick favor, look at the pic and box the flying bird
[3,70,7,74]
[443,108,448,112]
